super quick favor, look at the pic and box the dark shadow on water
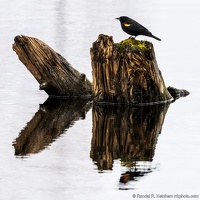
[90,103,170,187]
[13,98,92,156]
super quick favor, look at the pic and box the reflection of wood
[90,34,173,105]
[13,98,92,156]
[90,104,169,170]
[13,35,92,97]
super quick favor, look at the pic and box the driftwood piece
[167,86,190,100]
[90,103,169,170]
[13,98,92,156]
[90,34,173,105]
[13,35,92,97]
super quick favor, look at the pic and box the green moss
[116,37,148,52]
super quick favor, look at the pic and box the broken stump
[12,34,189,103]
[90,34,173,105]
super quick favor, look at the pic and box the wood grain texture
[13,35,92,97]
[90,34,173,105]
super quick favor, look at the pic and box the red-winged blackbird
[116,16,161,41]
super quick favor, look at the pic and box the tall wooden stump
[90,34,173,105]
[13,35,92,97]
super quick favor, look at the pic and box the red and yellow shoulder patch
[123,23,131,27]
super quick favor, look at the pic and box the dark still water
[0,0,200,199]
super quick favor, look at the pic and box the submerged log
[13,35,92,97]
[90,34,173,105]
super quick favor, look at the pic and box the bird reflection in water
[119,161,158,185]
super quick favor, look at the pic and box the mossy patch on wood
[116,37,148,52]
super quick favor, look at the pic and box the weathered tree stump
[13,35,92,97]
[13,34,189,103]
[90,34,173,105]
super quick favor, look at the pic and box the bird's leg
[128,36,137,40]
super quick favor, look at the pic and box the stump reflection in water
[90,103,170,171]
[13,98,92,156]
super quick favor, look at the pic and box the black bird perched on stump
[116,16,161,41]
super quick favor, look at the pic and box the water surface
[0,0,200,199]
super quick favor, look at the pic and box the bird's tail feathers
[151,34,161,41]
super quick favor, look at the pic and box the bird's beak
[115,17,120,20]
